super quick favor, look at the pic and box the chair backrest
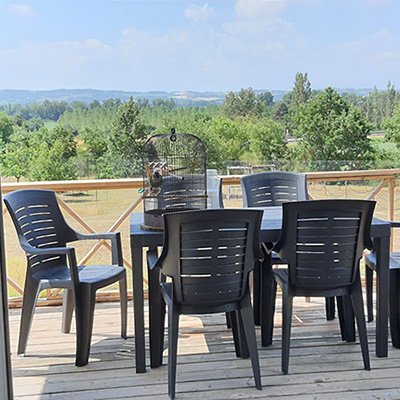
[4,189,77,272]
[241,171,308,207]
[275,199,375,290]
[157,209,263,306]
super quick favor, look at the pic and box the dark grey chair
[271,199,374,374]
[365,221,400,348]
[4,189,127,366]
[240,171,337,328]
[154,209,263,399]
[241,171,308,208]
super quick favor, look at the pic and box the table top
[130,207,391,246]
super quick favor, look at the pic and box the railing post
[389,176,395,251]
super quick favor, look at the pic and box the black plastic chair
[241,171,309,208]
[240,172,337,324]
[271,199,374,374]
[365,221,400,348]
[154,209,263,399]
[4,189,127,366]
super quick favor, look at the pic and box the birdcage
[141,128,207,231]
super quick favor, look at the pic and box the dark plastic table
[130,208,391,373]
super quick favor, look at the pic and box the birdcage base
[141,208,195,231]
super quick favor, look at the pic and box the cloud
[9,4,36,17]
[184,4,214,24]
[223,0,292,37]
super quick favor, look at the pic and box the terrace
[3,168,400,399]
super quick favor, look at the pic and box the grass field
[3,181,400,299]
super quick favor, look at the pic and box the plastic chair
[240,172,337,325]
[154,209,263,399]
[365,221,400,348]
[271,199,374,374]
[4,189,127,366]
[241,171,308,208]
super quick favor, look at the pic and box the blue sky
[0,0,399,92]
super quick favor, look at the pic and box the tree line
[1,72,400,182]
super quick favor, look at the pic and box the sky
[0,0,400,93]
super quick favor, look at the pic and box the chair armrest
[74,231,123,266]
[390,221,400,228]
[19,239,80,283]
[22,244,75,257]
[75,232,119,241]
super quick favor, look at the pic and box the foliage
[293,87,374,168]
[1,125,77,181]
[248,119,287,162]
[0,112,14,145]
[108,97,150,177]
[221,87,268,119]
[292,72,312,109]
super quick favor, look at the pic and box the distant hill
[0,88,375,106]
[0,89,227,106]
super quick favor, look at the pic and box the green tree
[383,105,400,146]
[28,140,77,181]
[293,87,374,168]
[0,112,13,145]
[108,97,149,177]
[257,91,274,107]
[221,87,262,119]
[2,128,31,181]
[248,119,287,162]
[292,72,312,109]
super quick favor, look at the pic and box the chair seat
[33,264,125,286]
[365,252,400,270]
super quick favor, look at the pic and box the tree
[257,92,274,107]
[108,97,149,177]
[293,87,374,167]
[221,87,262,119]
[0,112,13,145]
[248,119,287,162]
[383,105,400,146]
[28,140,77,181]
[1,125,77,181]
[292,72,312,109]
[2,128,31,181]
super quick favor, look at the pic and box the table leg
[148,247,166,368]
[260,253,275,347]
[375,236,390,357]
[389,269,400,348]
[131,240,146,373]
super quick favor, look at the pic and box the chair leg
[325,297,335,321]
[336,296,348,341]
[351,277,370,371]
[240,294,262,390]
[61,289,74,334]
[365,265,374,323]
[230,310,249,359]
[338,295,355,343]
[253,260,261,326]
[281,293,293,375]
[119,275,128,340]
[167,307,179,400]
[74,285,96,367]
[18,278,40,355]
[389,269,400,348]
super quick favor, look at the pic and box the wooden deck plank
[10,297,400,399]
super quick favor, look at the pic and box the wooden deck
[9,296,400,400]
